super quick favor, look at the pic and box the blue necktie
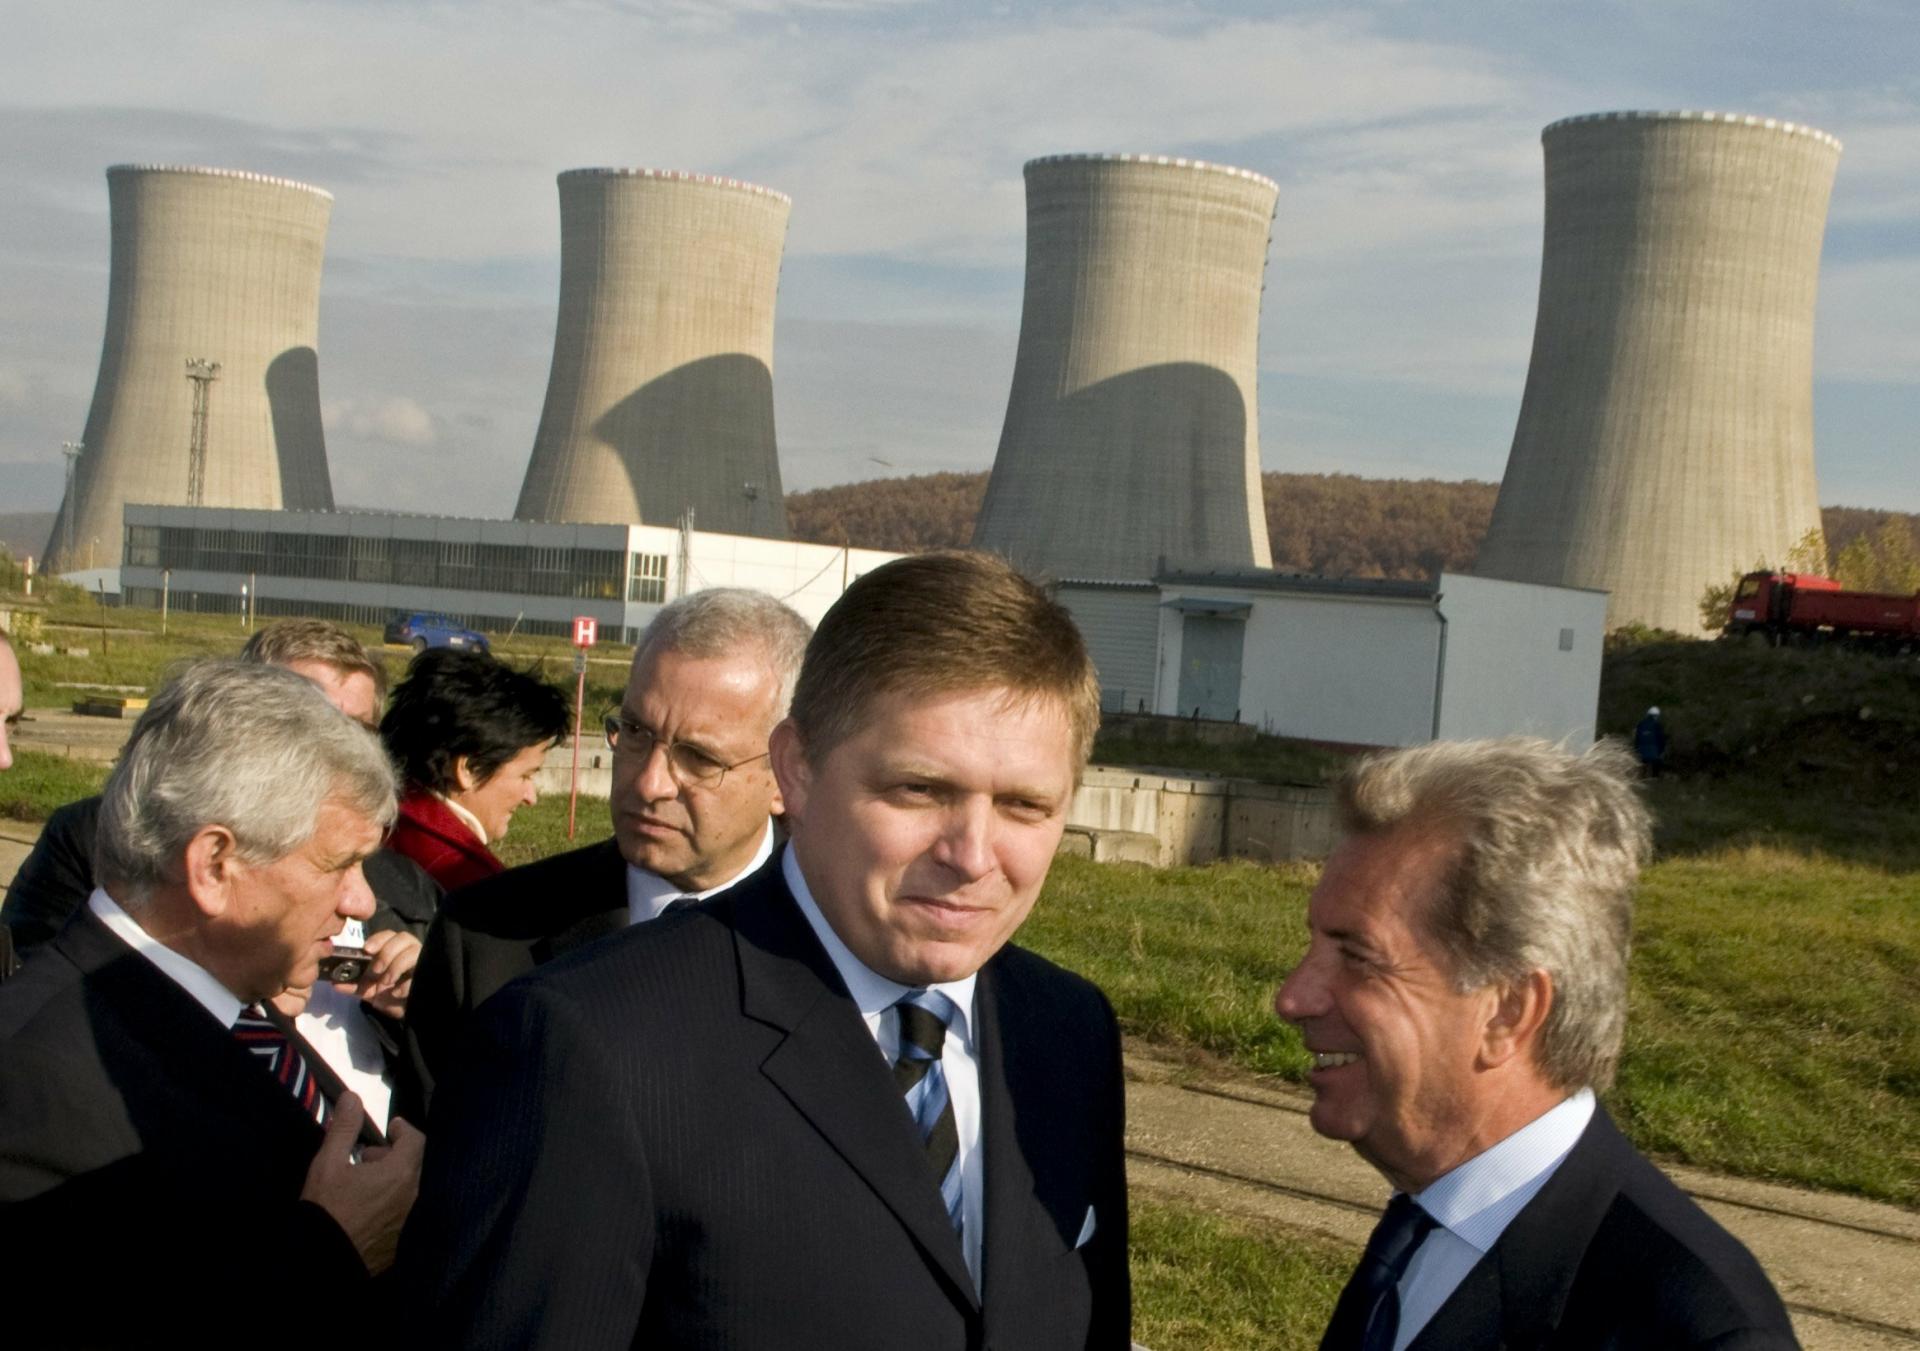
[1323,1193,1438,1351]
[893,989,961,1234]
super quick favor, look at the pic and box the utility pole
[60,440,83,568]
[184,358,221,506]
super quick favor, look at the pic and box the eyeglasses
[603,713,770,789]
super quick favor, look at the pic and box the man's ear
[767,718,808,824]
[181,823,241,919]
[1479,968,1553,1070]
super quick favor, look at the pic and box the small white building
[115,504,901,640]
[1055,568,1608,748]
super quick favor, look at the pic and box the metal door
[1176,613,1244,721]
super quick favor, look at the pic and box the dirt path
[1124,1045,1920,1350]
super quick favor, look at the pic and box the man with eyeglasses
[401,588,810,1117]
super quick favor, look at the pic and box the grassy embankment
[10,611,1917,1351]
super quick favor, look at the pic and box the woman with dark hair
[380,647,571,892]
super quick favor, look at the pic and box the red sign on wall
[572,615,598,648]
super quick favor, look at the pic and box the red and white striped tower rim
[107,163,335,201]
[1025,151,1280,196]
[1544,110,1842,153]
[557,167,792,205]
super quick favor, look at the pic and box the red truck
[1726,571,1920,646]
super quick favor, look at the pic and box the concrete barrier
[1067,766,1336,866]
[542,746,1338,868]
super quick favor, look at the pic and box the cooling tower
[1476,111,1842,632]
[972,154,1278,580]
[45,164,335,573]
[514,169,791,538]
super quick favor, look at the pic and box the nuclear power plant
[44,164,336,573]
[1475,111,1842,632]
[972,153,1278,580]
[512,168,791,538]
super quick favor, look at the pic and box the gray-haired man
[0,661,425,1347]
[1277,737,1794,1350]
[403,587,810,1114]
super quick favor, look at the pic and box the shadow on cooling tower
[590,352,785,538]
[266,346,329,508]
[982,360,1255,577]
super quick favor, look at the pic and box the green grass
[494,792,615,869]
[0,751,110,822]
[1130,1198,1350,1351]
[1019,849,1920,1206]
[12,594,633,716]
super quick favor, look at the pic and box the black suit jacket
[1393,1106,1796,1350]
[398,858,1131,1349]
[400,838,629,1120]
[0,906,368,1347]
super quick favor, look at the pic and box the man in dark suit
[0,660,426,1348]
[1276,737,1796,1350]
[401,587,810,1115]
[400,551,1130,1348]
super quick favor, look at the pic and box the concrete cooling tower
[45,164,335,573]
[1475,111,1842,632]
[972,153,1278,580]
[514,169,791,538]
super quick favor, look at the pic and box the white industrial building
[114,504,899,639]
[1056,569,1608,748]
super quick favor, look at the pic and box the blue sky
[2,0,1915,521]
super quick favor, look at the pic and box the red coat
[388,790,503,894]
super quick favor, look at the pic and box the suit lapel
[537,841,631,962]
[59,909,326,1158]
[1408,1107,1628,1351]
[731,867,979,1310]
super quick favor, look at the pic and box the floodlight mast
[184,357,221,507]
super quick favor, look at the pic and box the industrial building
[513,169,791,539]
[1475,111,1842,633]
[44,165,338,574]
[972,154,1278,581]
[1056,570,1607,748]
[116,504,898,639]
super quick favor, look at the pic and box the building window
[630,552,669,603]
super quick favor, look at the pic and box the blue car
[384,611,490,656]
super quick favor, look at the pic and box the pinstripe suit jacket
[397,856,1131,1349]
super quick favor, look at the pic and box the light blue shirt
[1393,1088,1597,1350]
[782,847,984,1289]
[625,820,776,924]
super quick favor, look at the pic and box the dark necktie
[232,1003,330,1125]
[1322,1193,1439,1351]
[892,989,962,1234]
[660,896,695,916]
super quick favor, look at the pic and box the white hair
[1337,737,1652,1092]
[634,588,812,720]
[96,660,397,907]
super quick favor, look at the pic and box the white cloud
[324,394,438,447]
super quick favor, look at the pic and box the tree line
[789,472,1920,584]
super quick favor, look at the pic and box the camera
[316,947,371,985]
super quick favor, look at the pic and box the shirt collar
[434,791,488,845]
[1413,1087,1596,1253]
[627,820,776,923]
[781,846,976,1050]
[88,888,246,1028]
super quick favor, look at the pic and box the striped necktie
[232,1003,329,1126]
[893,989,962,1234]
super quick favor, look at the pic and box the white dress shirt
[1392,1088,1597,1350]
[89,888,242,1027]
[91,889,395,1131]
[783,847,985,1289]
[298,983,394,1132]
[625,820,776,924]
